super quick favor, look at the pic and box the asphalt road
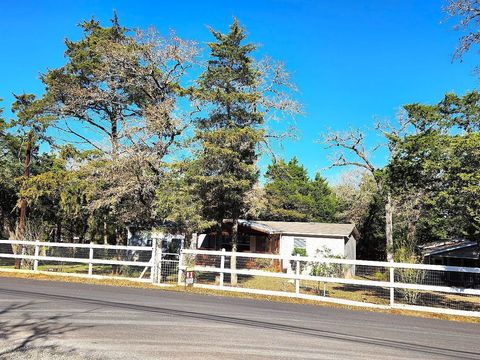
[0,277,479,360]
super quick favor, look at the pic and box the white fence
[0,239,154,281]
[1,240,479,317]
[179,249,480,318]
[0,239,180,283]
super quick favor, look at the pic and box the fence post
[220,248,225,288]
[295,255,300,294]
[33,241,39,272]
[177,250,184,286]
[157,244,163,284]
[88,243,94,276]
[150,237,157,283]
[389,260,394,307]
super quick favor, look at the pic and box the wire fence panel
[181,249,480,317]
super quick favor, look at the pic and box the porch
[198,222,280,254]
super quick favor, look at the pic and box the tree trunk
[103,220,108,245]
[385,193,394,262]
[231,219,238,286]
[15,132,33,269]
[111,119,118,159]
[190,233,198,250]
[17,133,33,239]
[55,220,62,242]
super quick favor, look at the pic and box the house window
[255,236,268,253]
[294,238,306,249]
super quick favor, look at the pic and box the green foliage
[389,91,480,243]
[357,193,386,260]
[18,147,103,242]
[309,247,344,278]
[394,247,426,304]
[11,94,52,141]
[263,158,336,222]
[332,172,384,261]
[292,247,307,257]
[308,246,345,296]
[0,103,22,237]
[192,19,264,225]
[155,162,215,238]
[41,13,134,156]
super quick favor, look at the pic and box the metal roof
[238,220,359,238]
[418,239,477,257]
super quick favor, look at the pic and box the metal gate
[152,252,179,284]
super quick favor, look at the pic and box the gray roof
[238,220,359,238]
[418,239,477,257]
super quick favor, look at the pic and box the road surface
[0,277,479,359]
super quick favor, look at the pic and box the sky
[0,0,478,183]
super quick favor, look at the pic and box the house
[197,220,359,271]
[418,239,479,287]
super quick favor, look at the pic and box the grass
[1,269,479,324]
[1,263,149,278]
[239,275,480,310]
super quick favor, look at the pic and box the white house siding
[280,235,347,272]
[280,235,346,258]
[345,235,356,260]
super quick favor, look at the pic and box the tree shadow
[0,302,93,359]
[396,290,480,312]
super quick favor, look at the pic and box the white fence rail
[0,239,155,282]
[1,240,479,317]
[179,249,480,318]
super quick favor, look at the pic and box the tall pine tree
[193,20,264,284]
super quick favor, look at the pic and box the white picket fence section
[0,239,155,282]
[179,249,480,318]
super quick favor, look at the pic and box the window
[294,238,306,249]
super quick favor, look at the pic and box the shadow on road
[0,301,92,359]
[0,287,479,359]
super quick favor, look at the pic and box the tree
[333,170,385,260]
[192,20,263,285]
[323,129,395,261]
[18,146,105,243]
[389,92,480,244]
[10,94,52,242]
[310,173,337,222]
[263,158,336,222]
[155,162,215,245]
[333,170,375,224]
[42,14,197,241]
[264,158,313,221]
[42,14,134,157]
[191,19,300,285]
[444,0,480,64]
[0,102,22,238]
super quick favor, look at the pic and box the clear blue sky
[0,0,478,182]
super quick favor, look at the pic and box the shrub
[395,247,426,305]
[309,246,345,296]
[245,258,271,270]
